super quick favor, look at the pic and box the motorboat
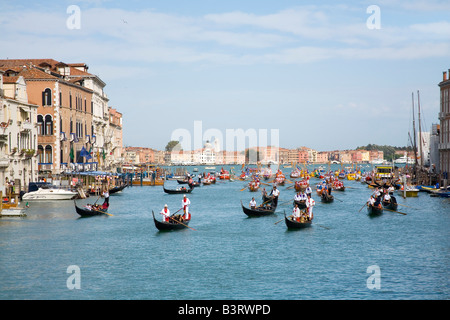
[21,182,78,200]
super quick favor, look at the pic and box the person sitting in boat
[305,194,315,220]
[182,195,191,220]
[160,204,170,222]
[294,192,302,202]
[292,204,301,221]
[249,197,257,209]
[383,193,391,203]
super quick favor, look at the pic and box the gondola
[284,212,312,229]
[109,184,128,194]
[241,200,276,217]
[74,200,109,217]
[321,192,334,203]
[367,204,383,216]
[163,185,193,194]
[177,179,189,184]
[152,210,190,231]
[382,199,398,211]
[293,199,307,209]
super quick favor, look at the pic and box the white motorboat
[22,187,77,200]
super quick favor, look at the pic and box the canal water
[0,165,448,300]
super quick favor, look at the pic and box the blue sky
[1,0,449,151]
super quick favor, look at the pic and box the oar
[358,202,368,212]
[167,214,197,230]
[171,207,184,216]
[256,199,272,208]
[396,203,417,210]
[239,187,247,191]
[274,215,291,225]
[382,207,407,215]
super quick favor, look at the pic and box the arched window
[37,145,44,163]
[44,115,53,135]
[42,88,52,106]
[44,145,52,163]
[37,115,44,135]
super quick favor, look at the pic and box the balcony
[20,121,34,132]
[0,157,9,168]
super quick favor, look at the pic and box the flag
[69,146,74,162]
[102,149,106,160]
[80,146,92,160]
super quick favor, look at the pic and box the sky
[1,0,449,151]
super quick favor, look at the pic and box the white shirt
[160,208,170,219]
[294,194,302,201]
[292,207,301,219]
[272,189,280,197]
[249,199,256,207]
[384,194,391,201]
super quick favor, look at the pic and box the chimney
[444,71,448,81]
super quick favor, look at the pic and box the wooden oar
[239,187,247,191]
[274,215,291,225]
[382,207,407,215]
[358,202,367,212]
[171,207,184,216]
[167,214,197,230]
[256,199,272,208]
[396,203,417,210]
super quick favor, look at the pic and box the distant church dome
[204,140,212,149]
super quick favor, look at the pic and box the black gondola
[109,184,128,194]
[367,204,383,216]
[321,193,334,203]
[152,210,191,231]
[163,185,193,194]
[382,200,398,211]
[177,179,189,184]
[241,200,276,217]
[284,212,312,229]
[74,200,109,217]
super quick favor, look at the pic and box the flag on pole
[69,146,74,162]
[80,146,92,160]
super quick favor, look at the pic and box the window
[37,115,44,135]
[37,145,44,163]
[42,88,52,106]
[44,145,52,163]
[44,115,53,135]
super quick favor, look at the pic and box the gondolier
[249,197,256,209]
[102,189,110,207]
[160,204,170,222]
[305,194,315,220]
[292,204,301,221]
[182,195,191,220]
[270,185,280,207]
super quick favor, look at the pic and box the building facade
[0,70,39,194]
[0,59,123,175]
[438,69,450,176]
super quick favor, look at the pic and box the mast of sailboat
[412,92,418,181]
[417,90,423,167]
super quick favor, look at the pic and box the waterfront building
[316,151,329,163]
[0,70,39,194]
[0,59,123,175]
[438,69,450,176]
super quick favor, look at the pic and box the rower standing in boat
[102,189,110,209]
[249,197,257,209]
[270,185,280,207]
[160,204,170,222]
[182,195,191,220]
[305,194,315,220]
